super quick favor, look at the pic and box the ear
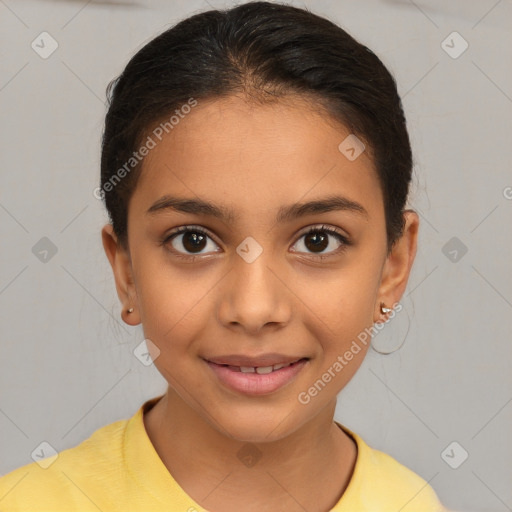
[101,224,141,326]
[374,210,419,322]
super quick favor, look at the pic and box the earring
[380,303,392,315]
[127,307,134,314]
[372,301,409,354]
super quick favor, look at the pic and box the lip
[205,353,304,367]
[204,356,309,396]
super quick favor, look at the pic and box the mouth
[214,359,305,374]
[203,356,310,395]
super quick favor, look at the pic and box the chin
[205,401,308,444]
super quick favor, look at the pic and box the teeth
[234,361,300,373]
[255,366,273,374]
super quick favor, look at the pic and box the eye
[291,224,351,258]
[162,223,351,261]
[162,225,220,259]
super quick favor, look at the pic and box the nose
[217,249,291,335]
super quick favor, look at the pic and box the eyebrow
[146,194,369,223]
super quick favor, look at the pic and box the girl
[0,2,447,510]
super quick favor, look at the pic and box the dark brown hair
[100,1,413,252]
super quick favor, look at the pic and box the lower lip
[205,359,308,396]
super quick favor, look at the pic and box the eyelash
[161,224,351,261]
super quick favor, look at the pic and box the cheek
[133,257,212,357]
[292,255,382,392]
[298,261,381,343]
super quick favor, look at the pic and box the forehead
[131,94,381,222]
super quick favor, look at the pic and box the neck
[143,388,357,512]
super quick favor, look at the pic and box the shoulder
[0,417,128,511]
[335,423,447,512]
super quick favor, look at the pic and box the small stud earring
[127,307,134,314]
[380,303,392,315]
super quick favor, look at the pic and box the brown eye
[164,226,220,257]
[291,225,350,257]
[181,231,207,253]
[304,231,329,253]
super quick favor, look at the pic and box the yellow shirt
[0,395,445,511]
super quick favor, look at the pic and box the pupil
[183,232,206,253]
[306,232,327,252]
[181,231,330,254]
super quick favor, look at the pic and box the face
[103,94,418,442]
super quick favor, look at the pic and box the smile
[234,361,296,374]
[204,357,309,395]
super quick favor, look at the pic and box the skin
[102,93,419,512]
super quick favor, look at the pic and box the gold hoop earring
[372,301,409,355]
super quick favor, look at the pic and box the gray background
[1,0,511,510]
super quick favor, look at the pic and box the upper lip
[204,353,307,367]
